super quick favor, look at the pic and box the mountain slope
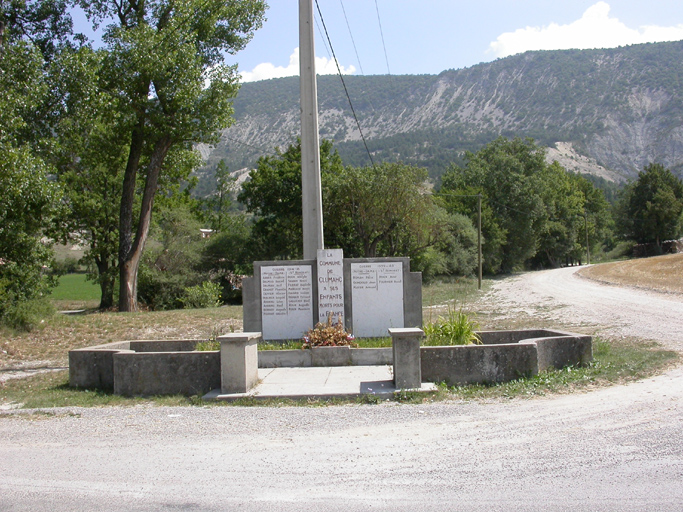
[195,40,683,195]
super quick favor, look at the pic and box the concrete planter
[69,329,592,396]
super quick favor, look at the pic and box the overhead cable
[314,0,375,167]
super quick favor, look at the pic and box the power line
[338,0,364,75]
[314,0,375,167]
[374,0,391,75]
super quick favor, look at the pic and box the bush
[51,257,80,275]
[180,281,222,309]
[423,308,481,346]
[603,240,636,261]
[1,297,55,332]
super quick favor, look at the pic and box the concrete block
[259,349,312,368]
[421,343,538,386]
[390,327,423,389]
[311,346,351,366]
[350,348,393,366]
[113,351,220,396]
[532,333,593,371]
[219,332,261,394]
[69,345,131,391]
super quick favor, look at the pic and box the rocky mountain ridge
[195,40,683,195]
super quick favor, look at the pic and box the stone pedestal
[219,332,260,394]
[389,327,423,389]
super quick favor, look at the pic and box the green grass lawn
[49,273,101,310]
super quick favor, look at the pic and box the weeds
[423,308,481,346]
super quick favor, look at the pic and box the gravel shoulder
[473,265,683,351]
[1,266,682,511]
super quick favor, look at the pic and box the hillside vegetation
[196,40,683,194]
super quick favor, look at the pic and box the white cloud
[488,1,683,59]
[239,47,356,83]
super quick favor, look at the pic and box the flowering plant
[302,314,357,348]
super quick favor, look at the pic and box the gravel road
[1,267,682,511]
[478,266,683,350]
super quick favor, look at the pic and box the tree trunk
[96,258,114,309]
[118,135,173,312]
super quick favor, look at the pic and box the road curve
[1,266,682,512]
[481,266,683,350]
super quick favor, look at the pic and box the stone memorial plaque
[317,249,344,325]
[351,261,404,337]
[261,265,313,340]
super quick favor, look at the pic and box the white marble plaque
[351,262,404,337]
[317,249,344,325]
[261,265,313,340]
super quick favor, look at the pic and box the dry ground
[579,253,683,294]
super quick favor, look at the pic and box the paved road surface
[1,267,682,511]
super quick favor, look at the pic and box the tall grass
[423,308,481,346]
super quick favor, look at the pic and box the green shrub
[51,257,80,275]
[2,297,55,332]
[137,267,193,310]
[180,281,222,309]
[423,308,481,346]
[603,240,636,261]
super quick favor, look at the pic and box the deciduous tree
[78,0,266,311]
[616,163,683,248]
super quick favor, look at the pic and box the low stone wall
[421,329,592,386]
[69,340,214,395]
[69,341,132,391]
[114,351,219,396]
[421,344,538,385]
[258,347,392,368]
[68,329,592,395]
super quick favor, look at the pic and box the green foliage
[180,281,222,309]
[439,137,612,273]
[615,163,683,247]
[195,340,220,351]
[201,159,238,232]
[197,215,252,303]
[239,139,475,277]
[414,212,478,281]
[51,257,80,276]
[423,309,481,346]
[0,0,74,61]
[49,46,127,309]
[326,162,439,259]
[72,0,266,311]
[0,40,62,323]
[239,139,344,260]
[1,297,55,332]
[137,204,208,310]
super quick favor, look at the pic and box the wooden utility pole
[584,210,590,265]
[299,0,324,259]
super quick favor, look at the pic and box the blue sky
[72,1,683,81]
